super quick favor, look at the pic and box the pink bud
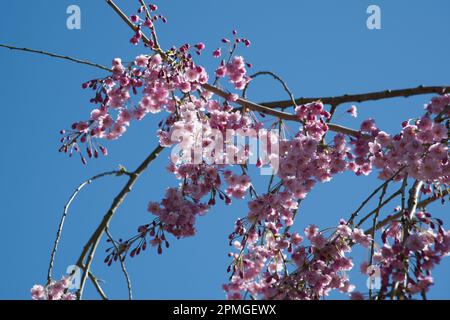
[213,48,221,58]
[195,42,205,51]
[130,15,140,23]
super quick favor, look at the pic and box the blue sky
[0,0,449,299]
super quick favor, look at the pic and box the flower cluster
[31,276,76,300]
[278,133,350,200]
[216,56,251,90]
[147,188,209,238]
[349,96,449,183]
[365,211,450,299]
[224,219,372,300]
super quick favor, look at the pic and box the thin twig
[368,184,388,299]
[137,0,160,49]
[364,181,446,235]
[347,166,405,225]
[86,269,108,300]
[417,188,449,208]
[0,44,111,72]
[47,170,126,284]
[243,71,297,108]
[105,227,133,300]
[76,144,164,299]
[355,188,403,228]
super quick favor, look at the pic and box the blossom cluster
[147,188,209,238]
[362,211,450,299]
[31,276,76,300]
[224,218,373,300]
[350,101,449,183]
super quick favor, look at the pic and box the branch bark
[0,44,111,72]
[47,170,127,284]
[76,144,164,299]
[261,86,450,109]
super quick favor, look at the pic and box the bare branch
[406,180,424,220]
[47,170,127,284]
[243,71,297,108]
[76,144,164,299]
[347,166,405,225]
[364,181,446,235]
[355,188,403,228]
[86,269,108,300]
[368,184,388,299]
[0,44,111,72]
[417,188,450,208]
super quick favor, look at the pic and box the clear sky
[0,0,449,299]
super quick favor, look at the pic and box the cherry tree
[2,0,448,300]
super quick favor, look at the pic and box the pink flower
[360,118,377,133]
[31,285,45,300]
[406,233,426,252]
[213,48,221,58]
[347,105,358,117]
[135,55,149,67]
[351,228,372,247]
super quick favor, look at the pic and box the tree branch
[364,182,446,235]
[202,83,362,137]
[105,227,133,300]
[261,86,450,109]
[86,269,108,300]
[417,188,449,208]
[0,44,111,72]
[347,166,405,225]
[243,71,297,108]
[47,170,127,284]
[76,144,164,299]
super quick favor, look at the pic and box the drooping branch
[47,170,128,284]
[355,187,403,228]
[368,184,388,299]
[243,71,297,108]
[363,184,449,235]
[347,166,405,225]
[76,144,164,299]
